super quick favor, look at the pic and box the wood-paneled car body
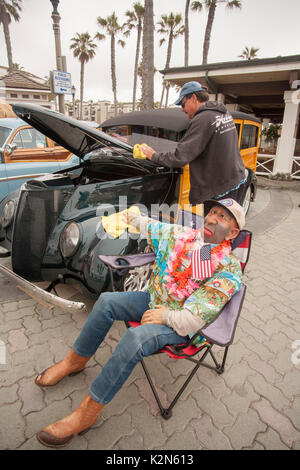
[0,104,260,306]
[0,119,98,251]
[0,117,80,203]
[101,108,261,214]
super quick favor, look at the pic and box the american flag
[191,244,212,280]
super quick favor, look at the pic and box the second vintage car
[0,118,99,252]
[0,103,260,309]
[0,117,81,203]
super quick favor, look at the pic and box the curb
[257,175,300,192]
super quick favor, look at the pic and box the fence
[256,153,276,176]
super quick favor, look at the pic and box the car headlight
[1,200,15,228]
[59,222,81,258]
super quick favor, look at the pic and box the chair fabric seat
[127,321,211,359]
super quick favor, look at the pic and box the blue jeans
[73,291,187,404]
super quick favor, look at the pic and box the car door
[0,159,9,204]
[0,124,13,203]
[46,138,80,170]
[4,126,64,194]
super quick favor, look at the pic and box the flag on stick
[191,244,212,280]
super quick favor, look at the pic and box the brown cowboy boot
[36,394,104,448]
[35,349,90,387]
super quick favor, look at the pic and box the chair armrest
[198,285,247,347]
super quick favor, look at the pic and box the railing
[291,156,300,180]
[256,153,300,180]
[256,153,276,176]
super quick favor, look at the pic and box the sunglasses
[181,96,191,109]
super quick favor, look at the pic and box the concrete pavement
[0,180,300,450]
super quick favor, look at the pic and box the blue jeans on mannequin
[73,291,187,405]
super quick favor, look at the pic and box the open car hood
[12,103,133,159]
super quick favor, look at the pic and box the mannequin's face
[204,206,239,244]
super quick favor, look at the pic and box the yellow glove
[101,206,141,238]
[133,143,147,159]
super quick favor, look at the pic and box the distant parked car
[0,117,81,205]
[0,117,101,252]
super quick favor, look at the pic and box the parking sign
[52,70,72,95]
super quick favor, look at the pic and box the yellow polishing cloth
[101,206,141,238]
[133,144,147,159]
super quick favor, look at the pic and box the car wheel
[242,186,252,216]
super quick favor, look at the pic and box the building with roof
[65,99,135,124]
[0,67,56,111]
[161,55,300,179]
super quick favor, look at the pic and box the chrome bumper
[0,264,87,313]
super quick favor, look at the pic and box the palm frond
[191,1,203,12]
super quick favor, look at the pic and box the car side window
[12,128,47,149]
[241,124,258,149]
[235,123,241,140]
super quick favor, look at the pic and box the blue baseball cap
[175,81,207,106]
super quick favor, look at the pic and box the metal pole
[50,0,65,114]
[72,85,76,118]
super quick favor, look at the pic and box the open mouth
[204,226,214,238]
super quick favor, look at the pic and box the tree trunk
[165,83,170,108]
[80,60,85,120]
[160,84,165,108]
[132,19,142,111]
[184,0,190,67]
[142,0,154,110]
[2,14,13,72]
[161,34,173,108]
[165,33,173,70]
[111,34,118,116]
[202,0,217,65]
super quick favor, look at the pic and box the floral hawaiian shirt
[147,220,242,325]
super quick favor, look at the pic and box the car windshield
[0,126,12,148]
[104,125,181,152]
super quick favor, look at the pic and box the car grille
[12,184,73,281]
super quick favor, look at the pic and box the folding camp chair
[99,229,252,419]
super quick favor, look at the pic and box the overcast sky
[1,0,300,105]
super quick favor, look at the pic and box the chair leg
[140,346,211,420]
[140,359,168,418]
[208,346,229,374]
[218,346,229,374]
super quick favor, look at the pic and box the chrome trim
[0,173,45,183]
[0,264,87,313]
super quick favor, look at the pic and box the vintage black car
[0,103,260,310]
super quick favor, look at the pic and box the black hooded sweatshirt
[151,101,245,205]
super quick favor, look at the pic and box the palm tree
[192,0,241,65]
[141,0,154,110]
[238,46,259,60]
[184,0,191,67]
[96,12,125,116]
[70,32,97,120]
[157,13,184,107]
[123,3,145,111]
[0,0,22,72]
[12,62,23,70]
